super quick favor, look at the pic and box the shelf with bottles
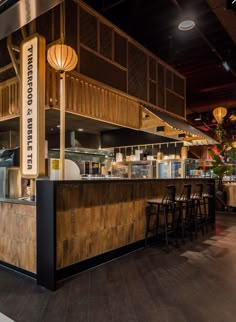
[111,158,214,179]
[156,158,213,178]
[111,160,154,179]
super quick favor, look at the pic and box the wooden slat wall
[77,1,186,118]
[0,1,186,122]
[0,78,19,118]
[0,202,36,273]
[1,67,140,130]
[55,178,214,270]
[47,68,141,129]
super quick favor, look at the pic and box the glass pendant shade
[47,44,78,72]
[212,106,227,123]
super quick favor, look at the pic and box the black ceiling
[83,0,236,132]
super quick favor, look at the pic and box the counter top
[0,178,215,205]
[46,177,215,184]
[81,176,122,180]
[0,197,36,205]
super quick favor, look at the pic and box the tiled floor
[1,213,236,322]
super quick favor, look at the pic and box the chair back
[179,184,191,201]
[162,185,176,204]
[206,182,214,197]
[193,183,203,198]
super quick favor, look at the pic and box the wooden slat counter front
[36,178,215,290]
[0,198,36,275]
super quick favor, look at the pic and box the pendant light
[212,107,227,124]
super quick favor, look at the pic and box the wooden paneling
[114,32,127,67]
[55,179,214,269]
[78,1,186,118]
[0,78,19,118]
[46,68,140,129]
[0,202,36,273]
[79,7,98,51]
[166,90,185,117]
[128,43,147,101]
[80,47,127,92]
[0,0,186,124]
[100,22,112,60]
[36,10,54,44]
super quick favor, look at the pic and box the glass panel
[184,159,196,177]
[171,161,181,178]
[158,162,168,178]
[111,163,128,178]
[131,164,150,179]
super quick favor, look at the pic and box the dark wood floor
[1,213,236,322]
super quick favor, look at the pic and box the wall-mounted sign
[20,34,45,178]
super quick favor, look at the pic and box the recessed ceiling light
[222,61,230,72]
[56,125,60,128]
[194,115,202,121]
[178,20,195,31]
[77,128,84,132]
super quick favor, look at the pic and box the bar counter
[0,198,36,275]
[36,177,215,290]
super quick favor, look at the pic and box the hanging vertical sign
[20,34,45,178]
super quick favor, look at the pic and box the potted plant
[208,124,233,210]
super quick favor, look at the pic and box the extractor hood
[140,105,217,146]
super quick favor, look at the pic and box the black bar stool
[176,184,194,241]
[145,185,176,247]
[191,183,205,237]
[203,182,215,232]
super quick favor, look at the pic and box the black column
[36,179,56,290]
[208,181,216,224]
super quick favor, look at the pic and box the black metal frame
[36,179,56,291]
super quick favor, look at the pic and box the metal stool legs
[145,185,176,248]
